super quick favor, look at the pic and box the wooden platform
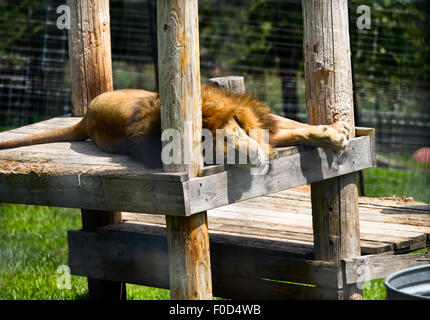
[121,186,430,256]
[0,116,375,216]
[68,186,430,299]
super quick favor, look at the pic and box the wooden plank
[0,171,188,215]
[68,222,343,293]
[263,190,430,227]
[0,148,188,182]
[211,203,427,241]
[0,117,374,215]
[342,252,430,284]
[185,136,374,215]
[212,275,343,300]
[235,195,430,230]
[158,0,212,300]
[121,212,396,256]
[263,195,430,228]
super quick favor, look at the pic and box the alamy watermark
[57,4,372,31]
[356,5,371,30]
[56,5,70,30]
[56,265,71,290]
[161,124,270,175]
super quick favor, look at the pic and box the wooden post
[302,0,362,299]
[68,0,125,300]
[209,76,246,94]
[157,0,213,299]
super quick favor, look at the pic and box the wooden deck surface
[0,117,375,216]
[122,186,430,257]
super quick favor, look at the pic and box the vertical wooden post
[157,0,213,300]
[302,0,362,299]
[209,76,246,94]
[68,0,125,300]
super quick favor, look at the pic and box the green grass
[0,204,170,300]
[361,247,430,300]
[362,167,430,202]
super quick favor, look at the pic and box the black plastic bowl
[385,264,430,300]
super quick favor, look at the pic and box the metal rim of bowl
[385,264,430,300]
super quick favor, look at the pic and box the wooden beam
[67,0,125,300]
[185,136,375,215]
[157,0,212,300]
[302,0,361,299]
[68,222,344,299]
[342,252,430,285]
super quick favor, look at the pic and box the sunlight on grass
[0,204,170,300]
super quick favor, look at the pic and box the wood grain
[67,0,124,300]
[122,186,430,256]
[67,0,113,116]
[68,222,343,298]
[165,214,213,299]
[68,186,429,299]
[157,0,212,300]
[185,136,375,215]
[208,76,246,94]
[342,252,430,284]
[157,0,202,176]
[302,0,361,299]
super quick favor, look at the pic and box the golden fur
[0,85,351,168]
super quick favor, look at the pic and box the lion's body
[0,85,351,168]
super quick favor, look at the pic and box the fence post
[302,0,362,299]
[157,0,213,300]
[67,0,125,300]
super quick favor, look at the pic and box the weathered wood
[67,0,124,300]
[355,127,375,137]
[185,136,375,215]
[302,0,361,300]
[68,185,430,299]
[157,0,202,176]
[213,275,343,300]
[157,0,212,300]
[0,169,192,215]
[82,209,125,300]
[165,214,213,299]
[0,118,375,216]
[67,0,113,116]
[122,212,397,256]
[208,76,246,94]
[0,117,374,178]
[342,252,430,285]
[68,222,342,294]
[123,186,430,256]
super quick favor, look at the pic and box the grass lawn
[0,204,170,300]
[363,167,430,203]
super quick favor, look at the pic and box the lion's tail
[0,120,88,150]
